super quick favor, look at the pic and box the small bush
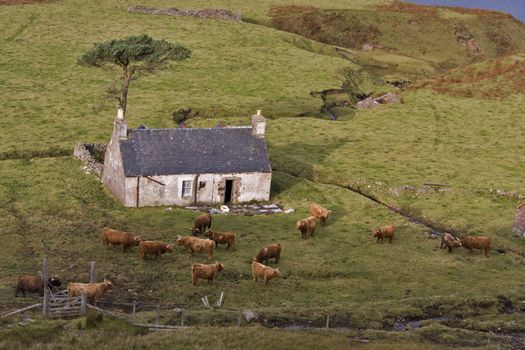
[85,311,103,329]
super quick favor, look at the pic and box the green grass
[0,317,506,350]
[2,0,525,348]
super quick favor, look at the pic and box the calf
[440,233,462,253]
[372,225,395,244]
[101,227,141,253]
[254,243,281,264]
[191,262,224,285]
[460,236,492,257]
[296,216,317,239]
[15,275,62,297]
[252,258,281,285]
[191,212,212,236]
[139,241,173,259]
[176,236,216,260]
[310,203,331,225]
[67,280,113,305]
[204,231,236,249]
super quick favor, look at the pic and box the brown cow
[176,236,216,260]
[254,243,281,264]
[15,275,61,297]
[204,231,236,249]
[440,233,462,253]
[101,227,142,253]
[138,241,173,260]
[252,258,281,285]
[310,203,331,225]
[372,225,395,244]
[67,280,113,305]
[296,216,317,239]
[191,212,212,236]
[191,262,224,285]
[460,236,492,257]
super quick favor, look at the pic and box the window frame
[181,179,193,198]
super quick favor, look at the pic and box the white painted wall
[121,172,272,207]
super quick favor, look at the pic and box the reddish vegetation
[414,56,525,99]
[378,1,520,23]
[269,5,381,49]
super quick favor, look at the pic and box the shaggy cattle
[460,236,492,257]
[67,280,113,304]
[101,227,141,253]
[440,233,462,253]
[296,216,317,239]
[176,236,216,260]
[191,262,224,285]
[372,225,396,244]
[138,241,173,259]
[310,203,331,225]
[15,275,62,297]
[191,212,212,236]
[204,231,236,249]
[252,259,281,285]
[254,243,281,264]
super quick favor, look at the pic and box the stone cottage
[102,109,272,207]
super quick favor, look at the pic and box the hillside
[270,2,525,69]
[1,0,525,348]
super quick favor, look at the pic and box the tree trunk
[121,66,133,116]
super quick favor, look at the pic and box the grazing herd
[14,201,494,303]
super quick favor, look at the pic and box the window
[182,180,192,197]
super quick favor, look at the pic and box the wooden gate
[46,288,86,318]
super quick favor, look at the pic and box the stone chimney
[251,109,266,138]
[113,107,127,140]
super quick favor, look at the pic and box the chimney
[251,109,266,138]
[113,107,128,140]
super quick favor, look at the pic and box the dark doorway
[224,180,233,204]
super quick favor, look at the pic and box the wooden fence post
[132,301,136,322]
[181,310,184,327]
[237,308,242,327]
[42,257,49,317]
[80,294,87,315]
[325,314,330,329]
[90,261,96,283]
[156,305,160,326]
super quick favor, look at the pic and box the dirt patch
[454,24,484,59]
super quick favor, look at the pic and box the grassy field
[2,0,525,348]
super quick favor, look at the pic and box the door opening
[224,180,233,204]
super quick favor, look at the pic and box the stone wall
[73,143,106,179]
[128,5,242,22]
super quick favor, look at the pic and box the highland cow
[254,243,281,264]
[15,275,61,297]
[101,227,142,253]
[460,236,492,257]
[440,232,462,253]
[176,236,216,260]
[67,280,113,305]
[204,231,236,249]
[191,262,224,285]
[252,258,281,285]
[372,225,396,244]
[138,241,173,259]
[296,216,317,239]
[191,212,212,236]
[310,203,332,225]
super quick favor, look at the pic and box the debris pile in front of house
[179,203,294,216]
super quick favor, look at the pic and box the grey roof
[120,127,271,177]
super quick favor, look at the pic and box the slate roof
[120,127,272,177]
